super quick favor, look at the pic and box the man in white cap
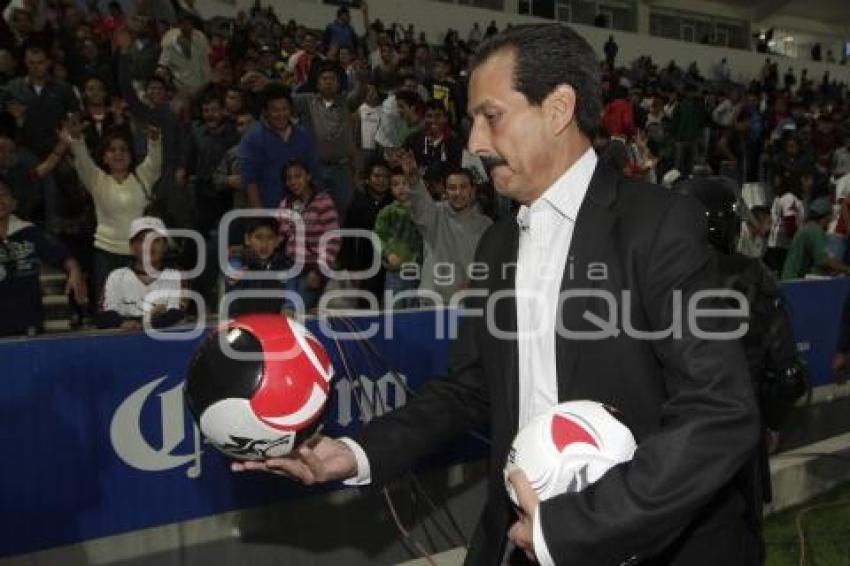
[96,216,184,331]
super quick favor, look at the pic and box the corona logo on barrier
[335,372,408,428]
[110,376,203,479]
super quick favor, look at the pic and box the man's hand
[58,113,83,142]
[148,125,162,142]
[385,253,402,270]
[399,149,419,182]
[65,263,87,304]
[507,467,540,562]
[227,174,242,190]
[120,320,143,332]
[305,270,323,291]
[7,100,26,127]
[231,435,358,485]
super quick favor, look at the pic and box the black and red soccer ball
[184,314,334,460]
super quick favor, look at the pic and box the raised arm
[401,150,438,237]
[60,116,106,195]
[135,126,163,188]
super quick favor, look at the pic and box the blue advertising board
[0,311,456,558]
[0,277,847,558]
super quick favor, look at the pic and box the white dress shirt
[341,148,599,566]
[516,148,597,566]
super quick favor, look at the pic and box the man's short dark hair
[145,74,168,89]
[365,158,390,176]
[313,60,342,79]
[396,90,422,108]
[244,217,280,235]
[261,83,292,110]
[445,167,474,186]
[750,205,770,220]
[23,44,48,58]
[200,91,223,107]
[471,24,602,138]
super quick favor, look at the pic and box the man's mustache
[478,155,508,173]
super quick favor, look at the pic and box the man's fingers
[508,468,539,517]
[297,446,326,483]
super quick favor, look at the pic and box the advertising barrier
[1,277,846,557]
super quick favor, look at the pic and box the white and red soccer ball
[184,314,334,460]
[505,401,637,506]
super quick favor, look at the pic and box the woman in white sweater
[58,117,163,299]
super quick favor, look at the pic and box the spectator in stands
[341,159,393,305]
[404,100,463,172]
[375,167,421,308]
[395,89,424,142]
[603,35,618,69]
[602,86,635,140]
[324,6,357,51]
[224,216,288,317]
[116,44,187,226]
[158,11,211,97]
[782,197,850,280]
[425,55,463,126]
[669,85,707,175]
[293,60,362,220]
[0,131,47,222]
[240,83,318,209]
[80,77,132,154]
[833,134,850,179]
[114,18,162,92]
[765,175,805,274]
[213,110,255,244]
[97,216,184,330]
[277,159,340,312]
[2,45,79,158]
[59,116,162,301]
[402,153,491,305]
[738,205,771,259]
[184,90,238,237]
[371,42,399,94]
[288,30,323,90]
[0,177,86,337]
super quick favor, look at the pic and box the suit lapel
[489,220,521,430]
[555,164,619,400]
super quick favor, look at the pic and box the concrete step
[43,319,71,333]
[40,267,67,295]
[765,431,850,514]
[42,294,69,308]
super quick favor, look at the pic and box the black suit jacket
[354,163,760,565]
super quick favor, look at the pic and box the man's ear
[543,84,578,136]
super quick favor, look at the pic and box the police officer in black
[677,175,808,564]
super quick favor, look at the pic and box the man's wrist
[338,437,371,485]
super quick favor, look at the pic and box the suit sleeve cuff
[338,437,372,486]
[533,504,555,566]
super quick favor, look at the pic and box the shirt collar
[517,147,597,229]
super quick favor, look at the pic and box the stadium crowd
[1,0,850,337]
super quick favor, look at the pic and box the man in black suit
[234,24,761,566]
